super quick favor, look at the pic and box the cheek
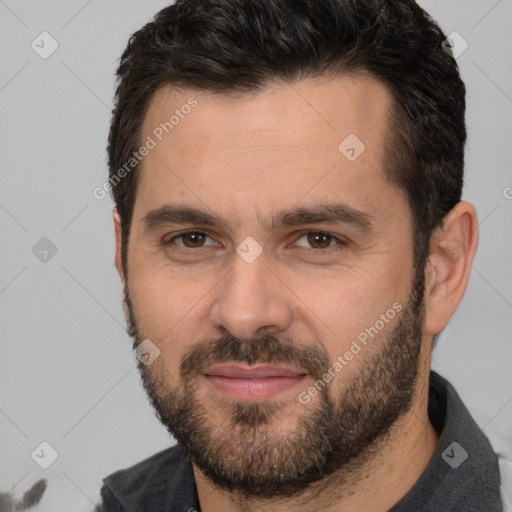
[293,266,408,358]
[128,261,211,343]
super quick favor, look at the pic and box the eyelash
[162,229,348,254]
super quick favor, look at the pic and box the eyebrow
[142,202,375,234]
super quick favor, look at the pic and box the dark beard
[124,264,426,500]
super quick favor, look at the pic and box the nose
[209,249,294,341]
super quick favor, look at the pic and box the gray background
[0,1,511,510]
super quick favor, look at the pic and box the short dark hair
[108,0,466,282]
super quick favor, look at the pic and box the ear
[423,201,479,336]
[113,208,125,284]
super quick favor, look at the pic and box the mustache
[180,334,331,382]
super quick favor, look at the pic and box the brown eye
[180,232,207,248]
[294,231,345,250]
[306,232,332,249]
[164,231,217,250]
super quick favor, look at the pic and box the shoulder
[103,445,184,491]
[95,444,193,511]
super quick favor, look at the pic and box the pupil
[184,233,204,247]
[308,233,330,249]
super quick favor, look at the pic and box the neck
[193,348,438,512]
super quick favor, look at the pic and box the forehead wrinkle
[221,144,302,152]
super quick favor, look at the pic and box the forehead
[142,73,392,152]
[134,74,405,231]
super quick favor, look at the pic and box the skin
[114,73,479,511]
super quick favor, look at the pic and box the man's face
[118,74,429,497]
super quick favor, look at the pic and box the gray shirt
[96,370,504,511]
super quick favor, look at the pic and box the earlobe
[113,208,125,284]
[423,201,479,336]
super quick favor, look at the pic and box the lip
[205,364,306,379]
[203,364,307,399]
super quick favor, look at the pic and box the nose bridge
[209,248,293,339]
